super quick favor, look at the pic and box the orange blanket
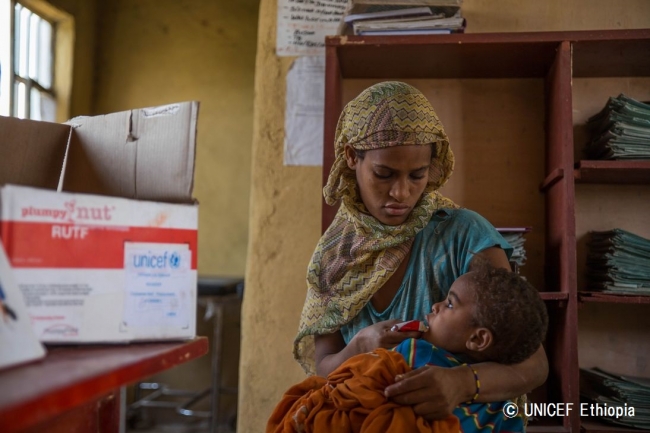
[267,348,460,433]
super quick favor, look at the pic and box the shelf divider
[578,291,650,304]
[574,160,650,184]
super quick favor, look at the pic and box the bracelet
[464,363,480,404]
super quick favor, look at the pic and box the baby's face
[421,273,478,354]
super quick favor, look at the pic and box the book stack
[496,227,531,273]
[339,0,465,36]
[585,94,650,160]
[586,229,650,295]
[580,368,650,430]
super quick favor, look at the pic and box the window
[0,0,72,121]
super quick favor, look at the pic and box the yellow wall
[240,1,650,432]
[90,0,259,423]
[45,0,96,118]
[94,0,259,277]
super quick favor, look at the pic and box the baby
[268,263,548,433]
[390,262,549,432]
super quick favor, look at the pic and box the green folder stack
[580,368,650,430]
[500,232,528,267]
[585,94,650,160]
[586,229,650,295]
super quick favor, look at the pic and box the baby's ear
[466,328,493,352]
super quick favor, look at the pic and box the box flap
[0,116,70,189]
[63,102,199,203]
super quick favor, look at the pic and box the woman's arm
[315,321,422,377]
[384,245,549,419]
[384,344,548,419]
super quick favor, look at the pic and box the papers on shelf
[353,14,464,34]
[497,227,531,268]
[585,94,650,160]
[586,228,650,295]
[580,368,650,430]
[356,29,452,35]
[340,0,464,36]
[344,6,434,23]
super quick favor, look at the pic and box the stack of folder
[339,0,465,36]
[586,229,650,295]
[585,94,650,160]
[580,368,650,430]
[497,228,530,268]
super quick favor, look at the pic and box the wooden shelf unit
[322,29,650,433]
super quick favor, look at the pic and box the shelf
[528,426,569,433]
[574,160,650,184]
[579,291,650,304]
[326,29,650,79]
[323,30,650,433]
[540,292,570,302]
[0,337,208,432]
[581,419,645,432]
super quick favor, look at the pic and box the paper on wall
[276,0,347,56]
[284,56,325,166]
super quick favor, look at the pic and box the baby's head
[422,262,548,364]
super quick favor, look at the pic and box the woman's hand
[314,321,423,377]
[384,364,472,420]
[351,319,422,353]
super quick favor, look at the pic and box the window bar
[11,1,57,119]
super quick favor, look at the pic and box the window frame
[10,0,57,120]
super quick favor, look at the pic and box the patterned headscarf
[294,81,458,374]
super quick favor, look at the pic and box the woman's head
[324,81,454,225]
[345,144,432,225]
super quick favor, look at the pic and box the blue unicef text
[132,251,182,270]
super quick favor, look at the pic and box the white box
[0,102,199,343]
[0,242,46,369]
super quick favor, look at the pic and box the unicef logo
[503,402,519,418]
[169,252,181,269]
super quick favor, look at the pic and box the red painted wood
[540,292,570,301]
[545,40,581,433]
[580,419,645,432]
[578,292,650,305]
[575,160,650,184]
[326,29,650,80]
[322,44,343,233]
[21,390,119,433]
[0,337,208,432]
[540,168,565,193]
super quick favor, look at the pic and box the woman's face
[345,145,432,226]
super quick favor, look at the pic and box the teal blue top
[340,208,512,344]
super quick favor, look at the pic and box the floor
[126,406,236,433]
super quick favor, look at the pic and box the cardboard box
[0,102,199,343]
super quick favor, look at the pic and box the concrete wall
[240,1,650,432]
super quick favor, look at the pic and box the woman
[294,81,548,420]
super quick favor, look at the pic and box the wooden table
[0,337,208,432]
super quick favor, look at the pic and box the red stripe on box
[1,221,197,269]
